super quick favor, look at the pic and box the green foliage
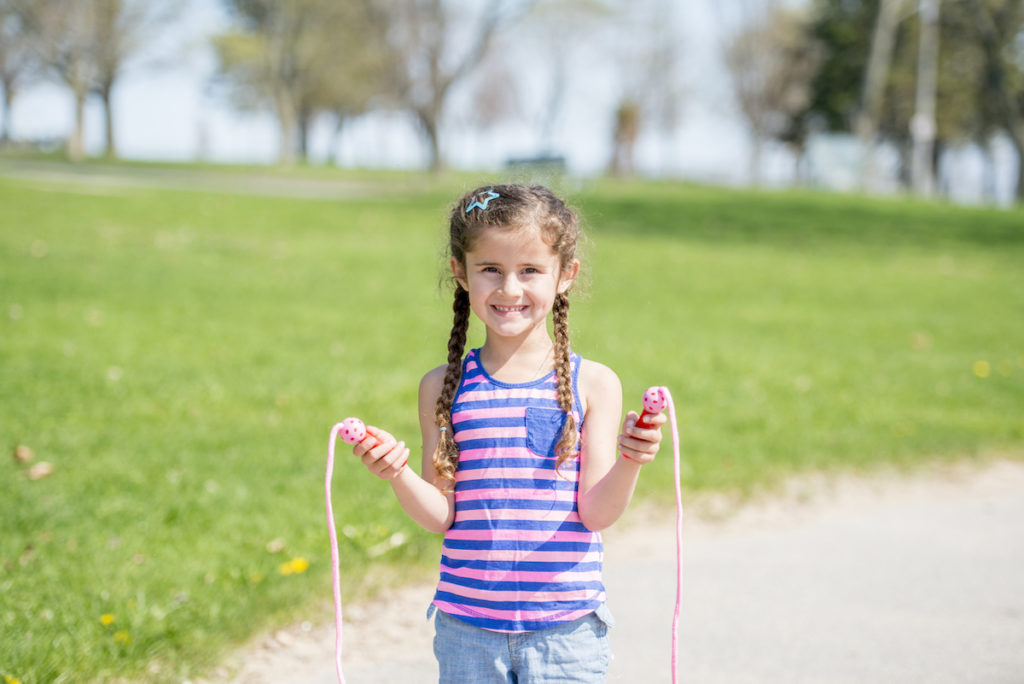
[1,172,1022,681]
[807,0,1023,145]
[211,0,398,161]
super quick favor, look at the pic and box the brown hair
[433,184,582,490]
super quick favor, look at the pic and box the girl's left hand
[353,425,410,480]
[617,411,666,465]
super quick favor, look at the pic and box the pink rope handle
[325,423,347,684]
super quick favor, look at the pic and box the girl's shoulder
[419,363,451,402]
[577,358,622,416]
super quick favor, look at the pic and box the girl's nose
[499,274,523,295]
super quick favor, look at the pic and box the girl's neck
[478,332,556,384]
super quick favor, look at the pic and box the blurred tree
[18,0,175,160]
[606,0,687,177]
[90,0,180,158]
[807,0,1022,198]
[23,0,98,161]
[910,0,939,196]
[213,0,394,165]
[724,2,823,185]
[321,2,400,166]
[966,0,1024,201]
[486,0,612,156]
[609,99,639,176]
[0,0,38,144]
[854,0,906,190]
[382,0,532,172]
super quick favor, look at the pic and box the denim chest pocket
[525,407,567,459]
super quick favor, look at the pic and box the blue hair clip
[466,189,499,213]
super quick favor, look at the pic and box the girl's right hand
[353,425,410,481]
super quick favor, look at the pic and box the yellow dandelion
[100,613,116,626]
[113,630,132,645]
[279,557,309,576]
[6,675,23,684]
[973,360,990,378]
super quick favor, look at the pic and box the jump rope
[325,386,683,684]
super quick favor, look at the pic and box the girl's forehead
[466,224,558,259]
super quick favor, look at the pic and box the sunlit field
[1,169,1021,682]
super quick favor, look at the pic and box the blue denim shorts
[428,604,615,683]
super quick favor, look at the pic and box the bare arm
[576,360,665,531]
[352,366,455,534]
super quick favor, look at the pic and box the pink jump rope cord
[325,392,682,684]
[635,387,683,684]
[325,417,371,684]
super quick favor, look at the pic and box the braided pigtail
[432,286,471,491]
[552,293,580,474]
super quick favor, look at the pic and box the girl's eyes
[480,267,542,275]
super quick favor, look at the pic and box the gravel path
[204,459,1024,683]
[0,159,383,199]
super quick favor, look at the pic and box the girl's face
[451,225,579,344]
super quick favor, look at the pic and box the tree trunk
[275,91,298,166]
[749,133,763,186]
[298,110,310,164]
[968,0,1024,202]
[100,81,117,158]
[1,81,13,144]
[327,114,344,167]
[1012,135,1024,201]
[789,142,807,186]
[418,109,442,173]
[857,0,905,191]
[68,89,87,162]
[980,139,997,202]
[911,0,939,197]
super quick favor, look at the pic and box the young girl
[351,184,665,682]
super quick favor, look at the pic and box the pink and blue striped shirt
[432,348,606,632]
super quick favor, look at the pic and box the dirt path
[0,159,384,199]
[203,459,1024,683]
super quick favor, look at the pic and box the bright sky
[6,0,763,182]
[3,0,1015,202]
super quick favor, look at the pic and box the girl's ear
[557,259,580,294]
[450,257,469,291]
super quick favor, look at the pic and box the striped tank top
[432,348,606,632]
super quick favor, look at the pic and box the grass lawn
[1,168,1021,682]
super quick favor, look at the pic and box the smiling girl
[351,184,665,682]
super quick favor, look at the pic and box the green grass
[1,169,1021,682]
